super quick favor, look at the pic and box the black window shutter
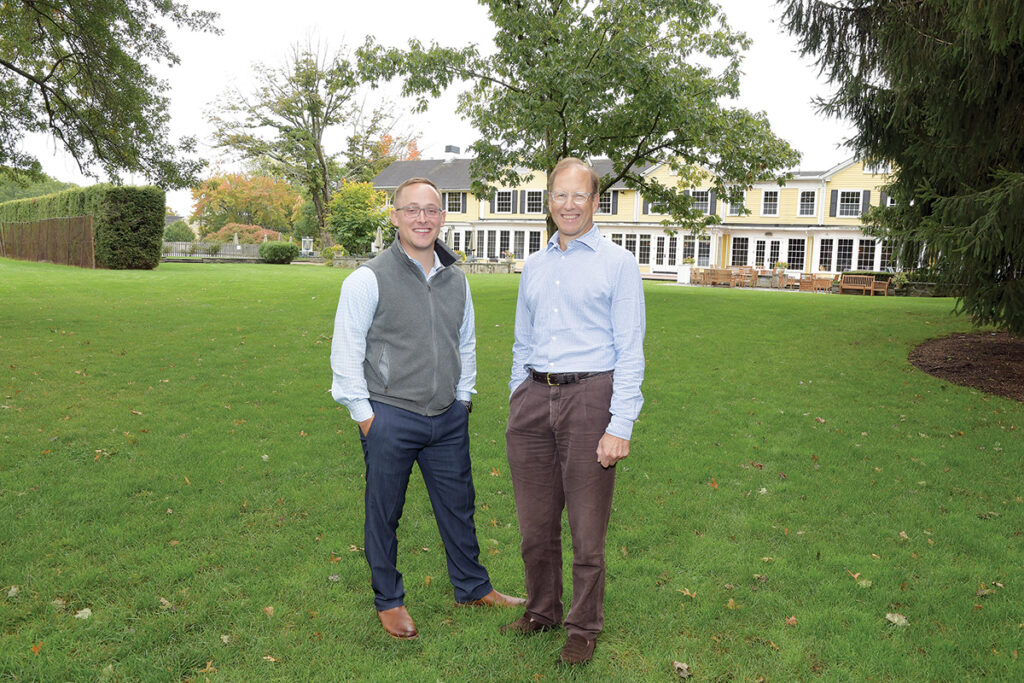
[489,197,495,213]
[520,190,526,212]
[879,191,888,207]
[709,190,717,215]
[461,193,466,213]
[511,192,517,214]
[861,190,871,215]
[829,190,838,217]
[611,190,618,213]
[643,199,649,215]
[543,191,549,214]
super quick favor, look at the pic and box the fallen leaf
[815,416,826,423]
[677,588,696,598]
[726,598,739,609]
[74,608,92,619]
[424,576,433,587]
[52,598,67,610]
[847,570,861,580]
[709,477,718,490]
[7,585,18,598]
[490,466,500,476]
[761,557,774,563]
[130,410,143,415]
[348,545,362,552]
[858,579,873,588]
[264,606,274,618]
[329,553,341,563]
[672,661,692,678]
[885,612,908,626]
[199,661,217,673]
[785,615,797,626]
[168,539,180,546]
[328,574,340,582]
[159,597,173,610]
[31,641,42,656]
[263,655,280,663]
[898,531,909,540]
[184,476,191,485]
[220,634,231,644]
[871,553,880,559]
[778,472,787,479]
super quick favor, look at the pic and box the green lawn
[1,258,1021,681]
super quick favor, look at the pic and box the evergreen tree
[778,0,1024,333]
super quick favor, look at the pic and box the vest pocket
[376,345,390,389]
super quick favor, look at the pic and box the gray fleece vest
[361,239,466,416]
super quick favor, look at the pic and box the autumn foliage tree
[190,173,301,237]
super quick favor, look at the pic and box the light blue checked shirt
[510,225,646,440]
[330,248,476,423]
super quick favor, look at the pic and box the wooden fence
[0,216,95,268]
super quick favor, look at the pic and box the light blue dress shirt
[331,248,476,423]
[509,224,646,440]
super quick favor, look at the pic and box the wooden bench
[870,279,890,296]
[706,268,737,287]
[838,274,875,295]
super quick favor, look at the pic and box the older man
[331,177,523,640]
[502,158,646,664]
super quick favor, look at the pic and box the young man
[503,158,646,663]
[331,177,523,639]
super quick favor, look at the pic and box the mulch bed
[908,331,1024,403]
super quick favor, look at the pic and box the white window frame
[495,190,513,214]
[798,190,816,217]
[838,190,862,217]
[525,190,544,214]
[691,190,710,215]
[761,190,779,217]
[727,192,744,216]
[443,192,464,214]
[596,191,613,215]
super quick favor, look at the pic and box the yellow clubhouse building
[372,157,895,276]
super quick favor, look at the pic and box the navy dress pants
[359,400,492,610]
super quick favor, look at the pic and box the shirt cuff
[347,399,374,423]
[455,390,473,402]
[606,415,634,441]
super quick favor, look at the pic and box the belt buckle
[546,373,557,386]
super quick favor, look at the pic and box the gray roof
[372,157,637,191]
[373,159,474,190]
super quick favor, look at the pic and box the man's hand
[596,432,630,468]
[358,415,375,436]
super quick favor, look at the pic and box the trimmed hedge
[258,241,299,264]
[0,184,165,269]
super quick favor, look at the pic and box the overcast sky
[26,0,856,216]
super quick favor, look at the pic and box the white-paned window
[525,190,544,214]
[798,190,816,216]
[838,191,861,217]
[495,190,513,213]
[762,190,779,216]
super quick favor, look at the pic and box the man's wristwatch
[459,400,472,414]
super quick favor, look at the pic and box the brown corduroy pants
[505,372,616,639]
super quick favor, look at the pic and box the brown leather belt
[529,370,608,386]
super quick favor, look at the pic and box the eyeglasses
[550,191,594,205]
[395,205,443,218]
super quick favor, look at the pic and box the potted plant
[774,261,789,272]
[677,256,695,284]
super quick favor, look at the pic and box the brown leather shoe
[500,613,557,634]
[458,588,526,607]
[559,633,596,664]
[377,605,417,639]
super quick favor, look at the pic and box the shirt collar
[545,224,601,253]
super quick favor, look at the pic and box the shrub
[164,220,195,242]
[204,241,222,256]
[210,222,282,244]
[319,245,346,266]
[259,241,299,264]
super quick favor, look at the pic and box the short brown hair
[393,177,442,206]
[547,157,599,195]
